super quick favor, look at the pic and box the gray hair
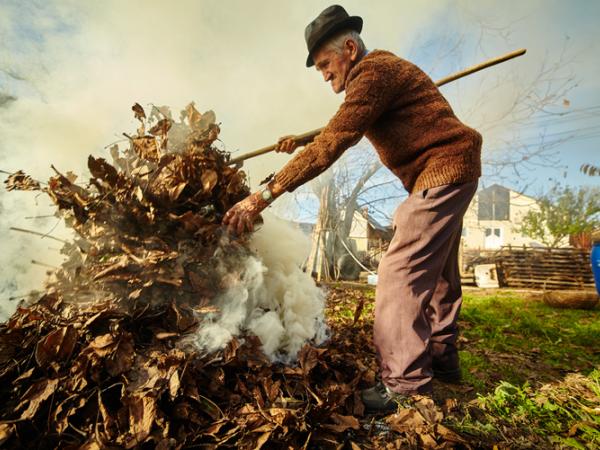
[323,29,367,56]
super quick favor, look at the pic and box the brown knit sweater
[273,50,482,194]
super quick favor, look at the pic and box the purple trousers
[374,181,478,394]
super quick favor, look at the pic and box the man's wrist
[267,180,284,198]
[259,185,274,204]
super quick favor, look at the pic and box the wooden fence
[494,246,594,289]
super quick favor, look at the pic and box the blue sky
[411,1,600,192]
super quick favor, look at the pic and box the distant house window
[484,227,504,249]
[478,185,510,220]
[485,228,502,237]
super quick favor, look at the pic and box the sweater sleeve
[273,60,393,192]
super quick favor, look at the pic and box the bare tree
[304,151,386,280]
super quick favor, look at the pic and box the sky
[0,0,599,309]
[1,1,598,185]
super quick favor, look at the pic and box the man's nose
[323,71,332,82]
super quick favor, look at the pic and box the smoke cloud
[0,0,447,317]
[192,213,327,361]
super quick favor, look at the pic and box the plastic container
[367,274,378,285]
[474,263,499,288]
[592,238,600,296]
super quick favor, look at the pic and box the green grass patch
[450,369,600,448]
[458,350,490,391]
[460,291,600,374]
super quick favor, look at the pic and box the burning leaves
[0,103,323,448]
[0,104,474,448]
[3,170,41,191]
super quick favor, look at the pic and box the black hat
[305,5,363,67]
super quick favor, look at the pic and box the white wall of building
[348,211,369,253]
[462,187,546,250]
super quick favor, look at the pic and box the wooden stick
[31,259,59,269]
[5,290,42,301]
[25,215,56,220]
[435,48,526,87]
[9,227,69,244]
[229,48,527,165]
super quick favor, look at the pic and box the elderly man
[223,5,481,412]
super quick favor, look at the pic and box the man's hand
[276,135,300,154]
[222,191,269,235]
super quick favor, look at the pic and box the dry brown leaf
[88,156,119,186]
[52,394,86,434]
[435,424,466,443]
[197,110,216,132]
[168,182,187,201]
[200,169,218,193]
[149,118,172,137]
[105,332,134,376]
[125,394,157,447]
[4,170,41,191]
[132,136,159,161]
[418,432,438,448]
[0,423,14,446]
[14,367,35,383]
[413,396,443,424]
[386,408,427,433]
[169,370,180,400]
[129,288,143,300]
[323,413,360,433]
[155,332,178,340]
[132,103,146,120]
[254,431,272,449]
[35,325,78,367]
[298,345,326,377]
[88,333,116,356]
[185,103,202,128]
[352,296,365,325]
[16,378,59,420]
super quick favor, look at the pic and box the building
[461,184,565,250]
[348,208,392,257]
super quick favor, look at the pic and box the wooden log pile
[495,246,594,289]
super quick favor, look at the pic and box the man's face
[313,40,358,94]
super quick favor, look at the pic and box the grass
[450,370,600,448]
[325,284,600,448]
[455,290,600,448]
[460,290,600,388]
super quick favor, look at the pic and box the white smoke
[192,213,327,362]
[0,0,448,317]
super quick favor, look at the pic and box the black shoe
[432,351,462,384]
[360,382,410,413]
[433,367,462,384]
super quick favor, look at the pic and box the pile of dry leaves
[0,104,460,449]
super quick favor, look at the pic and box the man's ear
[347,39,359,62]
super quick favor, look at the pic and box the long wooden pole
[9,227,69,244]
[229,48,526,165]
